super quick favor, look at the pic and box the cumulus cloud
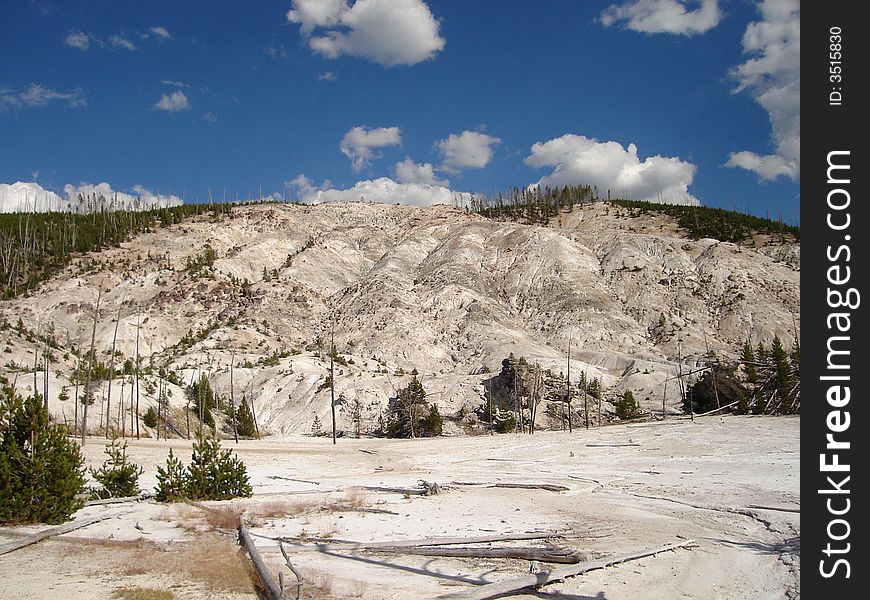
[0,83,86,111]
[395,158,449,186]
[599,0,721,36]
[436,130,500,173]
[148,26,171,40]
[284,174,321,200]
[0,182,65,213]
[725,0,799,181]
[525,134,699,205]
[287,174,472,207]
[154,91,190,113]
[64,29,91,50]
[0,181,183,213]
[108,33,137,51]
[340,126,401,171]
[287,0,445,67]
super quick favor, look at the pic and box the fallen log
[438,539,695,600]
[276,532,569,553]
[585,443,640,447]
[746,504,800,514]
[365,545,584,564]
[489,483,569,493]
[268,476,320,485]
[84,495,143,506]
[0,515,110,556]
[238,518,282,600]
[362,480,442,496]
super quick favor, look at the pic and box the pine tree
[1,386,86,524]
[419,404,443,437]
[155,448,187,502]
[310,414,324,437]
[616,390,642,420]
[187,374,216,428]
[234,399,257,438]
[142,406,158,428]
[90,435,143,498]
[741,341,757,383]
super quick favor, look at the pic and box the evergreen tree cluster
[0,382,86,524]
[738,337,800,414]
[687,336,800,415]
[0,200,233,299]
[610,199,799,242]
[155,430,252,502]
[381,374,442,438]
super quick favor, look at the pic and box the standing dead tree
[82,288,102,443]
[106,299,123,437]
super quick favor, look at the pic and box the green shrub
[0,386,86,524]
[90,435,143,499]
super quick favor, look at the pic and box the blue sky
[1,0,799,223]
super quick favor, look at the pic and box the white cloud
[0,182,65,213]
[265,44,289,60]
[288,175,471,207]
[202,111,218,122]
[318,71,338,81]
[436,130,500,173]
[395,158,449,186]
[525,134,699,205]
[160,80,189,88]
[149,26,171,40]
[340,126,401,171]
[0,181,183,213]
[108,33,137,51]
[285,174,320,200]
[64,30,91,50]
[287,0,347,35]
[288,0,445,67]
[599,0,721,36]
[154,91,190,113]
[725,0,799,181]
[0,83,86,111]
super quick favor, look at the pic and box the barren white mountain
[0,201,799,435]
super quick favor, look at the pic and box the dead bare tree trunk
[566,333,572,432]
[106,301,122,438]
[230,351,238,443]
[134,308,141,439]
[82,288,102,443]
[330,321,337,445]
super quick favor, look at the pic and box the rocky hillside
[0,201,799,435]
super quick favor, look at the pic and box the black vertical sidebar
[802,2,867,597]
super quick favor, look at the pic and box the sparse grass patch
[200,504,245,530]
[304,569,335,599]
[112,587,174,600]
[113,533,253,593]
[341,486,369,509]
